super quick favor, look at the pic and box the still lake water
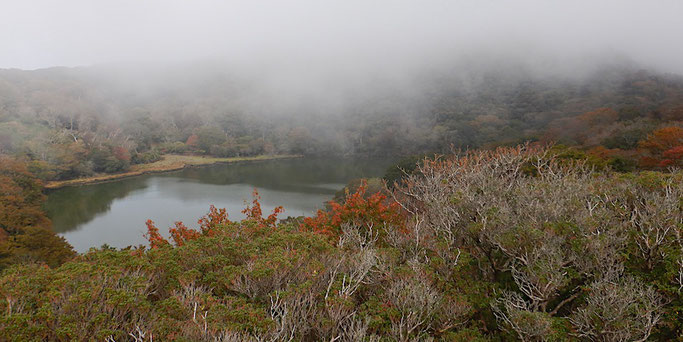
[45,158,395,252]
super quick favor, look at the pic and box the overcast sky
[1,0,682,74]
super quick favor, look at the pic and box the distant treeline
[0,65,681,181]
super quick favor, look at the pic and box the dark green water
[45,158,395,252]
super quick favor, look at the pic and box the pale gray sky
[1,0,682,73]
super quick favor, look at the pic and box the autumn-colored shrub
[145,190,282,248]
[301,180,403,239]
[241,189,283,230]
[639,126,683,168]
[0,156,75,269]
[185,134,199,147]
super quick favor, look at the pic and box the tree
[185,133,199,148]
[0,155,74,268]
[0,156,51,235]
[195,126,226,154]
[639,126,683,168]
[570,276,664,341]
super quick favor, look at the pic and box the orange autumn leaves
[301,181,403,238]
[145,181,404,248]
[0,156,52,238]
[145,189,285,248]
[580,125,683,170]
[145,201,235,248]
[638,126,683,168]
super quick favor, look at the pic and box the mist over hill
[2,59,682,179]
[2,1,683,340]
[1,0,681,181]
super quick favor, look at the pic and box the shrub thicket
[0,145,681,341]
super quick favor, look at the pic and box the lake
[45,157,396,252]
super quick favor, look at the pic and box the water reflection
[44,177,149,234]
[45,158,394,252]
[161,158,386,189]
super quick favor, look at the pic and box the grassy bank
[44,154,301,189]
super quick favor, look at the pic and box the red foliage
[185,134,199,147]
[144,184,400,247]
[660,146,683,167]
[587,145,619,159]
[144,220,169,249]
[169,221,200,247]
[198,205,230,236]
[638,126,683,168]
[242,189,284,229]
[300,180,403,239]
[144,190,281,248]
[112,146,131,161]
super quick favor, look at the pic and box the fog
[1,0,683,76]
[1,0,682,161]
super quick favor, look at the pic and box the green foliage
[2,145,683,340]
[159,141,189,154]
[195,126,226,154]
[602,127,650,149]
[608,155,638,172]
[0,221,332,341]
[548,144,610,170]
[382,154,425,187]
[89,146,130,173]
[131,149,162,164]
[209,142,239,157]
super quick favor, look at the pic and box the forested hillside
[1,64,681,181]
[0,63,681,341]
[1,145,681,340]
[3,0,683,340]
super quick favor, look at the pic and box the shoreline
[44,154,302,190]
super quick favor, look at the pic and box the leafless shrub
[570,275,665,342]
[434,295,471,334]
[492,291,554,342]
[128,325,150,342]
[383,221,420,263]
[387,145,679,340]
[384,275,441,342]
[335,223,383,293]
[503,239,572,313]
[629,179,682,270]
[267,291,316,341]
[230,253,311,299]
[170,281,213,337]
[317,222,383,340]
[392,144,596,281]
[213,330,260,342]
[104,325,153,342]
[331,315,381,342]
[338,221,379,252]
